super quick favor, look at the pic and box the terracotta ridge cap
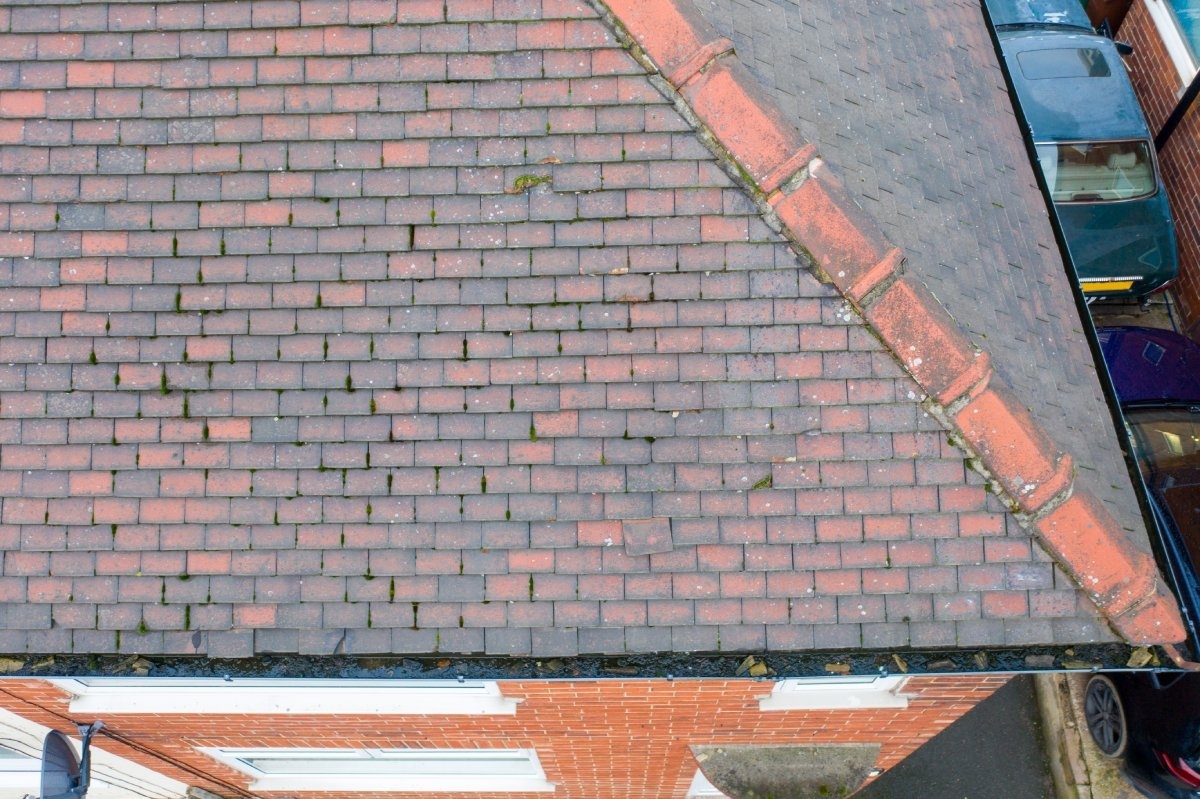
[667,37,735,88]
[594,0,1186,645]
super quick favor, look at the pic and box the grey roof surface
[693,0,1148,548]
[0,0,1125,657]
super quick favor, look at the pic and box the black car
[1085,672,1200,798]
[1098,326,1200,649]
[1091,326,1200,797]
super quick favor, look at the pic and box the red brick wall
[0,676,1008,799]
[1123,2,1200,336]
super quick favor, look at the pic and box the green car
[985,0,1179,299]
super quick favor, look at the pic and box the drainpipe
[1155,67,1200,152]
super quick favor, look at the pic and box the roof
[0,0,1183,660]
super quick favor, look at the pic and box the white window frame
[0,745,40,794]
[1145,0,1200,84]
[757,675,910,710]
[50,678,518,716]
[200,747,555,793]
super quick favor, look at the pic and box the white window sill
[758,676,910,710]
[51,678,519,715]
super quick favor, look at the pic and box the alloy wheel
[1085,675,1128,758]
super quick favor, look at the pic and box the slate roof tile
[0,0,1180,656]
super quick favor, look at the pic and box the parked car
[1098,326,1200,647]
[1085,671,1200,798]
[984,0,1179,298]
[1093,327,1200,793]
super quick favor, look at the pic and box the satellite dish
[39,723,104,799]
[40,731,81,799]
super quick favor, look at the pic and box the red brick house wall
[0,675,1009,799]
[1122,1,1200,336]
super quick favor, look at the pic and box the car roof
[1098,326,1200,405]
[984,0,1095,30]
[996,32,1154,141]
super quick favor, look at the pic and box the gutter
[0,646,1177,680]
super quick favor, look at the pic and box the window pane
[1127,408,1200,573]
[1168,1,1200,62]
[1017,47,1111,79]
[0,746,37,773]
[1035,140,1157,202]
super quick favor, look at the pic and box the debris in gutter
[1126,647,1157,668]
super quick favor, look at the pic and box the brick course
[0,675,1008,799]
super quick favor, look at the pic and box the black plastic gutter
[0,644,1169,680]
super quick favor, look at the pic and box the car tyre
[1085,675,1128,758]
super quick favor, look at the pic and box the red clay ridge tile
[1036,492,1186,643]
[952,382,1073,514]
[864,274,993,406]
[770,160,902,301]
[1115,585,1189,645]
[681,59,818,194]
[669,38,735,88]
[602,0,731,86]
[602,0,814,194]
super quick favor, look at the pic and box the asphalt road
[855,674,1055,799]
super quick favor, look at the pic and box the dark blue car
[984,0,1179,298]
[1099,326,1200,643]
[1093,325,1200,798]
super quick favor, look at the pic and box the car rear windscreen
[1035,140,1157,202]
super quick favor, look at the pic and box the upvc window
[51,678,518,715]
[201,748,555,792]
[1145,0,1200,83]
[757,675,910,710]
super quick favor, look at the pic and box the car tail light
[1156,749,1200,788]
